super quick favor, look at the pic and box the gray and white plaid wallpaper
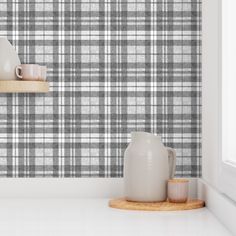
[0,0,201,177]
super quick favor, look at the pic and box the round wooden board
[0,80,49,93]
[109,198,205,211]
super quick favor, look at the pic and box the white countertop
[0,199,231,236]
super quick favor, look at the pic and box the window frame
[202,0,236,202]
[219,0,236,201]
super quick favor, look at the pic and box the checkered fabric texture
[0,0,201,177]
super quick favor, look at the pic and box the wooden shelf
[0,80,49,93]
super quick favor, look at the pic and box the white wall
[0,178,198,198]
[202,0,221,189]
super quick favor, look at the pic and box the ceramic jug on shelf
[124,132,176,202]
[0,37,21,80]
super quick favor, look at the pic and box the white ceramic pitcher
[124,132,176,202]
[0,37,21,80]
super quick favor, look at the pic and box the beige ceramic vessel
[124,132,176,202]
[0,37,21,80]
[167,179,189,203]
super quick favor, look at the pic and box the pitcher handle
[166,147,176,179]
[15,65,23,79]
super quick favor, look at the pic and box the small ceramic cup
[15,64,41,81]
[167,178,189,203]
[39,66,47,81]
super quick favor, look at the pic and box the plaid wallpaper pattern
[0,0,201,177]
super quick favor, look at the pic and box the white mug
[39,66,47,81]
[15,64,41,81]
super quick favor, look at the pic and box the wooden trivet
[109,198,205,211]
